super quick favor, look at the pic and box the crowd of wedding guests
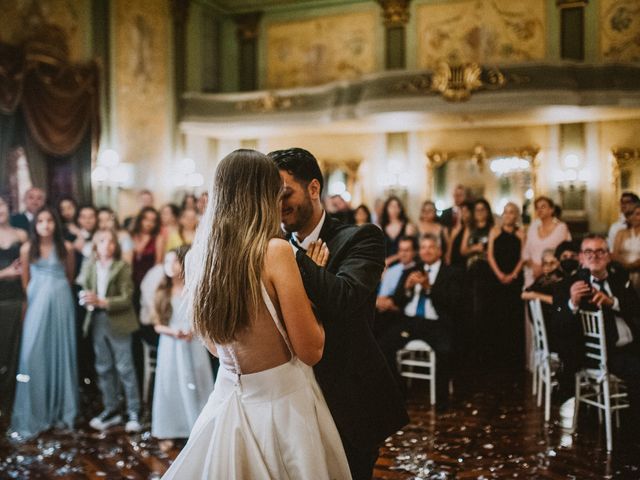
[347,187,638,426]
[1,184,639,444]
[0,188,214,451]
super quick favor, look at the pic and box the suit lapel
[107,260,124,286]
[319,216,341,271]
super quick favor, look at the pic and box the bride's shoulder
[266,238,294,261]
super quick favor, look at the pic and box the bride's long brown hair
[186,149,282,343]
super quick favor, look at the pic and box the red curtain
[0,41,100,158]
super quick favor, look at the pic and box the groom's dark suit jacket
[294,216,409,451]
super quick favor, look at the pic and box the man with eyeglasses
[554,234,640,432]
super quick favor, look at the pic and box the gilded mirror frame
[425,145,540,201]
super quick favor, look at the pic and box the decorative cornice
[394,62,523,102]
[235,12,263,41]
[181,64,640,124]
[234,91,304,113]
[378,0,411,28]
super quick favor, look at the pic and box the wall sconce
[489,156,530,176]
[172,158,204,192]
[376,158,410,189]
[556,153,587,214]
[92,149,135,207]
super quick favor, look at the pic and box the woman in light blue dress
[10,207,78,440]
[152,246,214,448]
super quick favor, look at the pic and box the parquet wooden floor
[1,368,639,479]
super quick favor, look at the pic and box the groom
[269,148,409,480]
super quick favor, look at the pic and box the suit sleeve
[392,270,413,311]
[552,277,578,329]
[296,224,384,322]
[106,264,135,313]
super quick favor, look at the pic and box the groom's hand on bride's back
[306,239,329,267]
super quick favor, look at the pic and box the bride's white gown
[162,283,352,480]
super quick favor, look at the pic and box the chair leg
[603,380,613,452]
[430,354,436,406]
[544,368,551,422]
[537,367,543,407]
[532,361,538,396]
[571,374,581,433]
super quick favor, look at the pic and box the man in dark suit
[378,234,462,407]
[554,234,640,428]
[438,184,467,229]
[10,187,46,231]
[268,148,408,480]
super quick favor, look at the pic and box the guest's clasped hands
[405,271,430,291]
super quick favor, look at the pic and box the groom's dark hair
[267,148,324,195]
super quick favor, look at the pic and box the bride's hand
[306,239,329,267]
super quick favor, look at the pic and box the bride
[162,149,351,479]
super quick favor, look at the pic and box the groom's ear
[307,179,321,200]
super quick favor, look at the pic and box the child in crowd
[11,207,77,439]
[151,246,214,451]
[78,229,142,432]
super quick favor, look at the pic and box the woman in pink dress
[521,196,571,370]
[522,196,571,288]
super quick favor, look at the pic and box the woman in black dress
[488,202,526,367]
[380,196,416,266]
[460,198,495,362]
[0,196,27,413]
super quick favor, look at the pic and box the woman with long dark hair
[163,149,350,479]
[380,196,416,266]
[460,198,495,362]
[131,206,163,310]
[11,207,77,439]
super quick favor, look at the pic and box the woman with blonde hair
[162,149,351,479]
[487,202,526,366]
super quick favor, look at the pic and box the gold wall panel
[266,11,378,89]
[113,0,171,168]
[417,0,546,68]
[0,0,91,61]
[600,0,640,62]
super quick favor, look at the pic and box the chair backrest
[529,299,549,357]
[403,339,433,351]
[578,309,608,370]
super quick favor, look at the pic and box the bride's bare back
[212,238,324,375]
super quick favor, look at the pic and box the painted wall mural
[600,0,640,63]
[113,0,171,175]
[265,11,378,89]
[0,0,90,61]
[416,0,546,69]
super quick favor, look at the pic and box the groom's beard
[281,197,314,234]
